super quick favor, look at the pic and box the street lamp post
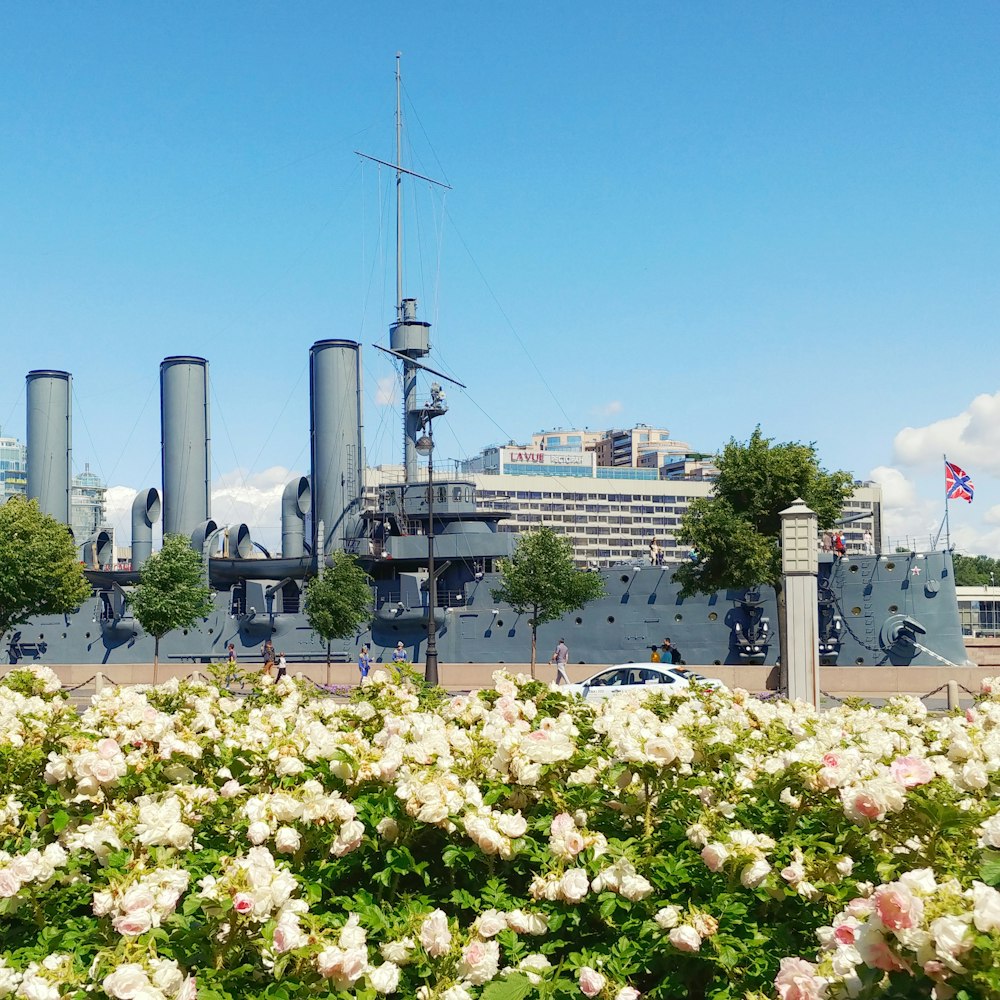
[415,425,439,685]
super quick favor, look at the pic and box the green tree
[674,428,854,691]
[130,534,213,683]
[0,496,91,648]
[491,526,606,676]
[304,551,373,683]
[953,553,1000,588]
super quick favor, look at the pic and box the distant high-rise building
[0,433,27,502]
[0,432,109,543]
[72,463,109,541]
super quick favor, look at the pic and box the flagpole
[943,453,951,551]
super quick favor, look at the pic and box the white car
[564,663,725,701]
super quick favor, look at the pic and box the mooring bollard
[95,672,106,693]
[947,679,960,710]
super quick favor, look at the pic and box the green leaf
[480,973,533,1000]
[51,810,70,833]
[980,850,1000,887]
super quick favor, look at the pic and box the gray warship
[5,60,972,675]
[9,340,972,674]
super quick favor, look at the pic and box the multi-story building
[529,424,692,468]
[371,445,882,569]
[0,433,109,543]
[72,463,109,542]
[0,434,27,502]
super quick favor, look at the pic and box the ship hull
[5,549,971,673]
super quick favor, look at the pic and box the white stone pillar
[781,498,820,708]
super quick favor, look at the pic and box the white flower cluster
[0,953,73,1000]
[0,843,68,899]
[93,866,190,937]
[242,781,362,856]
[698,828,776,889]
[197,846,299,928]
[102,957,196,1000]
[0,795,21,830]
[782,867,1000,997]
[315,913,401,994]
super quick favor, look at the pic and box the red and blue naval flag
[945,461,974,503]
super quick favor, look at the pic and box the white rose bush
[2,665,1000,999]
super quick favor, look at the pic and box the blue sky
[2,3,999,551]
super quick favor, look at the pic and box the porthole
[851,607,862,616]
[61,632,67,639]
[607,616,615,624]
[86,632,92,639]
[708,612,717,621]
[849,564,859,573]
[131,631,137,638]
[620,575,630,583]
[889,604,898,613]
[674,614,683,622]
[575,617,582,625]
[886,562,895,571]
[855,657,865,665]
[208,628,214,634]
[496,620,504,628]
[182,629,189,636]
[713,660,722,666]
[38,633,44,640]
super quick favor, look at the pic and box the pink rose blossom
[701,843,728,872]
[614,989,640,1000]
[833,923,856,945]
[232,893,255,915]
[822,752,840,768]
[577,967,606,997]
[890,756,933,788]
[874,883,924,930]
[668,925,702,952]
[774,957,824,1000]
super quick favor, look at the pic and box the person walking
[550,638,570,684]
[661,637,682,665]
[261,638,275,677]
[358,644,371,681]
[225,642,241,689]
[275,652,287,681]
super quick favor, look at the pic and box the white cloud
[868,465,941,550]
[894,390,1000,474]
[107,466,305,556]
[594,400,622,417]
[375,375,398,406]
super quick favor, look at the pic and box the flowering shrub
[1,663,1000,1000]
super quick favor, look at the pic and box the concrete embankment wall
[4,660,998,699]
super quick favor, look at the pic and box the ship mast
[395,52,403,324]
[357,54,452,480]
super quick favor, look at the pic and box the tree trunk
[153,636,160,686]
[326,641,331,688]
[530,625,537,679]
[776,585,788,697]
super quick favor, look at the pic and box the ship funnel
[309,340,364,556]
[26,370,72,527]
[190,519,219,554]
[83,530,113,570]
[227,523,252,559]
[131,488,161,570]
[281,476,311,558]
[160,356,211,540]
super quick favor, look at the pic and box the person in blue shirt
[392,641,408,663]
[358,644,371,681]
